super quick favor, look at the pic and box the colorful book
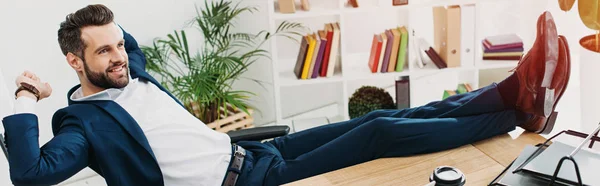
[483,46,524,53]
[482,52,523,57]
[483,40,524,51]
[456,83,470,94]
[301,34,316,79]
[308,33,321,78]
[484,33,523,47]
[368,34,383,73]
[312,30,328,78]
[326,22,341,77]
[396,26,409,72]
[443,90,457,99]
[483,56,522,60]
[381,30,394,73]
[388,29,402,72]
[294,35,309,79]
[320,24,334,77]
[426,47,447,69]
[377,32,388,73]
[464,83,473,92]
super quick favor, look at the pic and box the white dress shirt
[15,78,232,186]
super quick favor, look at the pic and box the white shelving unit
[255,0,542,125]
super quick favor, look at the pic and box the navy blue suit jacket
[2,28,184,186]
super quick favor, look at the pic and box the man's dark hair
[57,4,114,58]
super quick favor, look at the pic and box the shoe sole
[535,12,559,117]
[539,111,559,134]
[540,35,571,134]
[539,35,571,134]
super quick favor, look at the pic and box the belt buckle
[234,145,246,158]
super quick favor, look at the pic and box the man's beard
[83,60,130,89]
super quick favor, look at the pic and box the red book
[368,34,383,73]
[320,24,334,77]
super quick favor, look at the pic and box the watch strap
[15,82,40,101]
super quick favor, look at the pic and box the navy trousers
[234,83,527,186]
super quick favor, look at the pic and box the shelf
[342,4,411,14]
[411,0,476,7]
[278,70,344,87]
[344,53,410,81]
[411,64,476,76]
[476,59,519,70]
[274,8,340,20]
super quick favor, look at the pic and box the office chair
[1,133,7,159]
[227,125,290,143]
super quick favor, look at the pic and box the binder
[433,5,461,68]
[446,5,461,68]
[460,4,475,67]
[432,6,447,64]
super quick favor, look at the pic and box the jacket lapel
[91,101,157,160]
[65,65,181,161]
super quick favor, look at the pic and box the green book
[443,90,456,99]
[396,26,409,72]
[456,84,468,94]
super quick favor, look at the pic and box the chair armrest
[227,126,290,143]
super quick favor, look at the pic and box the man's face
[80,23,129,89]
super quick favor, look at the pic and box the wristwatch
[15,82,40,101]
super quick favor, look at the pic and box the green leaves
[141,0,306,123]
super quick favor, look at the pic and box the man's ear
[66,53,83,72]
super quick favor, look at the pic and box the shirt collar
[70,77,137,102]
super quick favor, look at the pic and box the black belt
[223,145,246,186]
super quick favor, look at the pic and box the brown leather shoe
[521,35,571,134]
[513,11,560,117]
[521,112,558,134]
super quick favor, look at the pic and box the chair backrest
[0,134,7,159]
[0,68,11,159]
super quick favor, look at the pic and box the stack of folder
[482,34,524,61]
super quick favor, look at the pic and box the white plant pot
[579,34,600,133]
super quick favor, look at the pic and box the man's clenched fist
[15,71,52,101]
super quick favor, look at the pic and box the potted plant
[141,0,305,132]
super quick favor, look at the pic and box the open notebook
[0,68,12,159]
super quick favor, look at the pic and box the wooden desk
[285,132,546,186]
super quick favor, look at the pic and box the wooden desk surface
[285,132,546,186]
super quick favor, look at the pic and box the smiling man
[2,4,571,186]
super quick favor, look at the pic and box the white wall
[0,0,593,185]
